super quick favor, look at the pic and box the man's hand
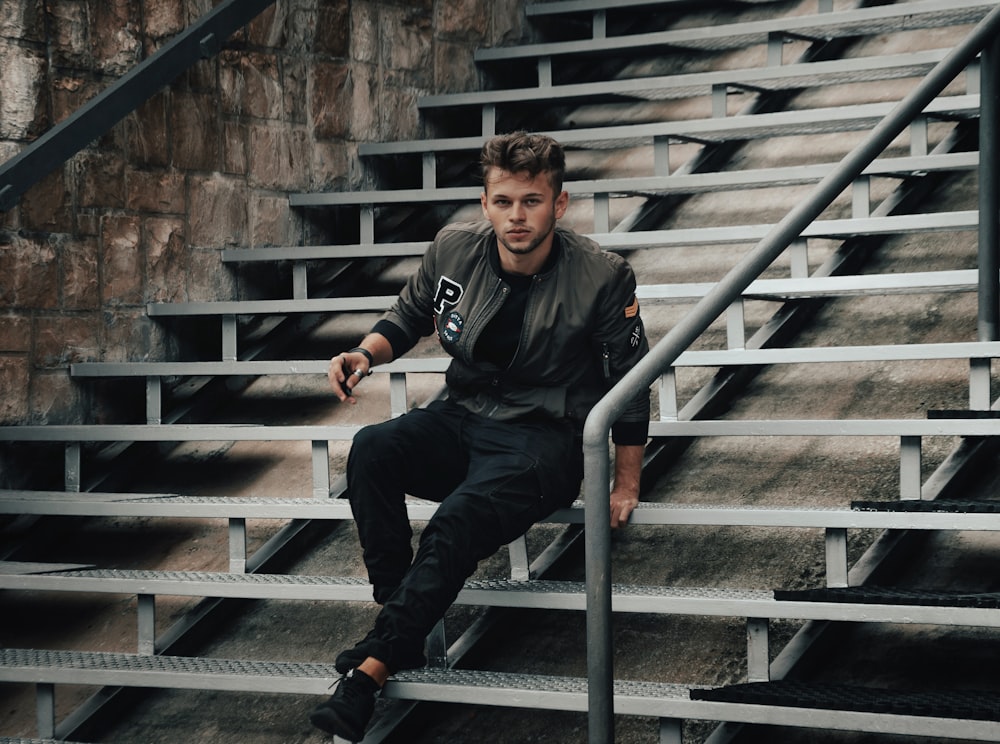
[609,443,644,529]
[328,350,371,403]
[609,485,640,529]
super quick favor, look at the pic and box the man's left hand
[609,487,639,529]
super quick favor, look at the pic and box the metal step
[5,570,1000,628]
[852,498,1000,513]
[144,266,986,318]
[361,95,979,157]
[5,649,1000,740]
[287,151,978,208]
[67,340,1000,380]
[70,356,449,377]
[474,0,995,61]
[0,647,337,695]
[218,210,980,263]
[525,0,704,20]
[420,48,952,110]
[7,492,1000,530]
[774,586,1000,608]
[5,416,999,445]
[0,646,689,713]
[691,679,1000,722]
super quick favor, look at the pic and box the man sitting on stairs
[310,132,650,741]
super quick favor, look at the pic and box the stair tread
[16,568,999,604]
[362,96,978,155]
[6,646,1000,722]
[288,151,977,206]
[7,491,1000,530]
[8,569,1000,624]
[218,210,980,261]
[68,340,1000,379]
[0,646,690,703]
[852,499,1000,513]
[774,586,1000,608]
[691,680,1000,721]
[389,666,692,700]
[0,647,336,685]
[144,266,987,314]
[525,0,699,17]
[474,1,994,60]
[422,49,950,108]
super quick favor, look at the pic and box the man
[310,132,650,741]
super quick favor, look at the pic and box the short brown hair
[480,132,566,194]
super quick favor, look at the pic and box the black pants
[346,398,583,671]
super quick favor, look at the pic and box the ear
[554,190,569,219]
[480,191,489,218]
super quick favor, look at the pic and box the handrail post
[979,31,1000,342]
[582,7,1000,742]
[583,428,613,744]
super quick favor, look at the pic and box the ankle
[358,656,390,687]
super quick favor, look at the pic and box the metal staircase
[3,1,1000,742]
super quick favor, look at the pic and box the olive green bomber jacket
[376,221,650,444]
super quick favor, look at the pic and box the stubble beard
[498,218,556,257]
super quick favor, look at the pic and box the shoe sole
[309,704,365,742]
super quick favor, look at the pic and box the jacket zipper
[461,278,508,362]
[507,275,542,370]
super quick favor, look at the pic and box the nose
[510,201,526,222]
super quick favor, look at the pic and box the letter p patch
[433,276,464,314]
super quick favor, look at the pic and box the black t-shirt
[474,236,560,368]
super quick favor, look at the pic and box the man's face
[481,167,569,259]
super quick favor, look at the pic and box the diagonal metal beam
[0,0,277,212]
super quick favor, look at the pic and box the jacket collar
[485,228,562,281]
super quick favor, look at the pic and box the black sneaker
[309,668,380,741]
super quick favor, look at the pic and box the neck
[497,243,552,275]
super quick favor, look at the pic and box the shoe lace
[338,669,377,702]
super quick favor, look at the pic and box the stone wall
[0,0,523,454]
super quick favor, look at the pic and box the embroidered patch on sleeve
[624,294,639,319]
[630,322,642,348]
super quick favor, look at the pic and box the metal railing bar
[0,0,276,212]
[580,6,1000,742]
[978,33,1000,341]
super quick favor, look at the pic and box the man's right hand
[328,351,371,403]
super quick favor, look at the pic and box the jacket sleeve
[371,236,441,358]
[595,254,650,445]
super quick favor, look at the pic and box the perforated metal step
[13,569,1000,630]
[387,667,693,712]
[0,648,337,695]
[0,648,692,715]
[774,586,1000,608]
[852,499,1000,513]
[691,680,1000,721]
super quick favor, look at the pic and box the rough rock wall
[0,0,522,482]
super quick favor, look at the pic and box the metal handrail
[580,5,1000,741]
[0,0,276,212]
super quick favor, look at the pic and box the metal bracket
[138,594,157,655]
[508,535,530,582]
[824,528,849,588]
[746,617,770,682]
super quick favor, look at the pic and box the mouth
[506,229,531,240]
